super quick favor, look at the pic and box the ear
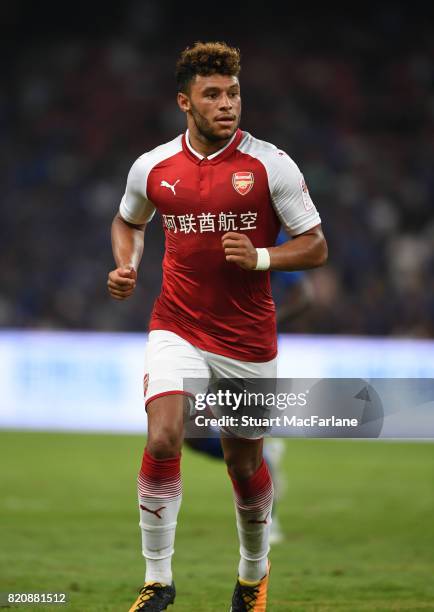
[177,92,190,113]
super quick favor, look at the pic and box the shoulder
[237,132,300,177]
[128,134,183,178]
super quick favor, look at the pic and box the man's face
[178,74,241,142]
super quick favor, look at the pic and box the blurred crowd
[2,3,433,336]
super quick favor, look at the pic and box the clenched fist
[107,266,137,300]
[222,232,258,270]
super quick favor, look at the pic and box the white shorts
[144,330,277,438]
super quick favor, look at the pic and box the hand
[107,266,137,300]
[222,232,257,270]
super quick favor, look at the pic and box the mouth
[215,116,236,126]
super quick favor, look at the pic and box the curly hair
[176,41,241,93]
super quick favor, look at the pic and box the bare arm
[222,224,328,272]
[267,225,327,271]
[111,212,145,269]
[107,213,146,300]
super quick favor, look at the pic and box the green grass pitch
[1,431,434,611]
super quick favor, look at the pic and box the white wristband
[254,248,271,271]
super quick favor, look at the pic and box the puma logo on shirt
[160,179,180,195]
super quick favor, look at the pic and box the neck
[187,125,234,157]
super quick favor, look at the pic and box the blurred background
[2,1,433,337]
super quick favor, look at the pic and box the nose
[219,93,233,110]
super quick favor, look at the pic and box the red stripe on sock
[140,449,181,480]
[138,450,182,499]
[229,459,271,500]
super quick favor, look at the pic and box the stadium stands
[2,3,433,337]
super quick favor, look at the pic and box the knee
[224,452,262,481]
[147,425,182,459]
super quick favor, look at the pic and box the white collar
[185,129,238,160]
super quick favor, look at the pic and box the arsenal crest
[232,171,254,196]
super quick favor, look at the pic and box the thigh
[146,393,188,457]
[144,330,210,408]
[144,331,210,455]
[206,352,277,440]
[207,352,277,380]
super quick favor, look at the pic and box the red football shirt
[119,129,321,362]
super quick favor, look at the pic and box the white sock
[237,513,271,582]
[229,459,274,583]
[139,494,182,585]
[137,450,182,585]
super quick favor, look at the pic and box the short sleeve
[119,156,156,225]
[268,152,321,236]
